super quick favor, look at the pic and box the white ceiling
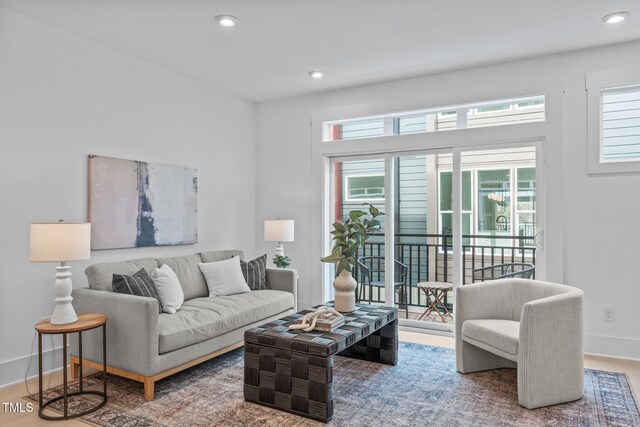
[2,0,640,102]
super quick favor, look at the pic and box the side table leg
[103,324,107,398]
[38,333,43,413]
[63,333,68,419]
[78,331,83,392]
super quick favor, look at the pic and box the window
[587,66,640,174]
[323,95,545,142]
[344,174,385,201]
[601,85,640,162]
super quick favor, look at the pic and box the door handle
[534,230,544,249]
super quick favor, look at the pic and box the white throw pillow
[151,264,184,314]
[198,256,251,297]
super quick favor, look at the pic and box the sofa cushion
[199,250,244,263]
[240,254,269,290]
[199,256,251,297]
[112,268,162,313]
[85,258,159,292]
[461,319,520,356]
[156,254,207,301]
[151,264,184,314]
[158,290,294,354]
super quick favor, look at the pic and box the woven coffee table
[244,304,398,422]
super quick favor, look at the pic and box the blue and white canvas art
[88,155,198,250]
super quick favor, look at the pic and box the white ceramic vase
[333,269,357,312]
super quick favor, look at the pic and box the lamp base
[275,243,285,258]
[51,264,78,325]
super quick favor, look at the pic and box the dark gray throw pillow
[240,254,269,290]
[112,268,162,313]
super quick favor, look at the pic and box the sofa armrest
[266,268,298,311]
[71,288,160,376]
[517,290,584,407]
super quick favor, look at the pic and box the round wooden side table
[34,313,108,420]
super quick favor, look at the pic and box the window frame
[587,66,640,174]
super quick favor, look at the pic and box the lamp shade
[264,220,294,242]
[30,222,91,262]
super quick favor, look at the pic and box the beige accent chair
[455,278,584,409]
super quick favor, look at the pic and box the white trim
[584,334,640,361]
[383,155,395,306]
[0,344,66,388]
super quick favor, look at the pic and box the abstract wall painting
[88,155,198,250]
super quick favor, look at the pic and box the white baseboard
[584,334,640,362]
[0,345,66,389]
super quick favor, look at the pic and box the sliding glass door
[326,142,542,333]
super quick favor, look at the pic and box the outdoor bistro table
[244,303,398,423]
[416,282,454,322]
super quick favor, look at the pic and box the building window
[344,174,385,201]
[587,66,640,174]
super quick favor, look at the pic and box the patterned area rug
[28,343,640,426]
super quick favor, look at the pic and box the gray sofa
[455,278,584,409]
[70,250,298,400]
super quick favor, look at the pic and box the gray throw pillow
[112,268,162,313]
[240,254,269,290]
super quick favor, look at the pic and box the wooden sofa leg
[70,356,80,379]
[144,378,155,401]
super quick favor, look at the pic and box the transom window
[324,95,545,142]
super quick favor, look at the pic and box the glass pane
[462,171,472,211]
[477,169,511,233]
[441,212,452,235]
[601,86,640,162]
[340,119,385,140]
[440,172,452,211]
[517,167,536,211]
[462,213,471,247]
[333,159,386,309]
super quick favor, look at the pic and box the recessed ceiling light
[602,12,630,24]
[215,15,238,27]
[309,71,324,79]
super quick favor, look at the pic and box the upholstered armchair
[455,278,584,409]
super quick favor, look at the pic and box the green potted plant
[321,203,383,312]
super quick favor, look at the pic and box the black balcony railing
[353,233,536,311]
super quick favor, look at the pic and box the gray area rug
[29,343,640,426]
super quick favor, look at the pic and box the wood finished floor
[1,332,638,426]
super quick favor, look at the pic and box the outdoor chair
[356,256,409,319]
[472,262,534,283]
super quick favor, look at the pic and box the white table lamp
[30,221,91,324]
[264,219,294,257]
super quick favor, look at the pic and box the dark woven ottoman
[244,304,398,423]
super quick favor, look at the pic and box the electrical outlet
[603,307,615,322]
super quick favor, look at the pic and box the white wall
[255,40,640,360]
[0,7,256,386]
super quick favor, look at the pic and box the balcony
[353,232,536,324]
